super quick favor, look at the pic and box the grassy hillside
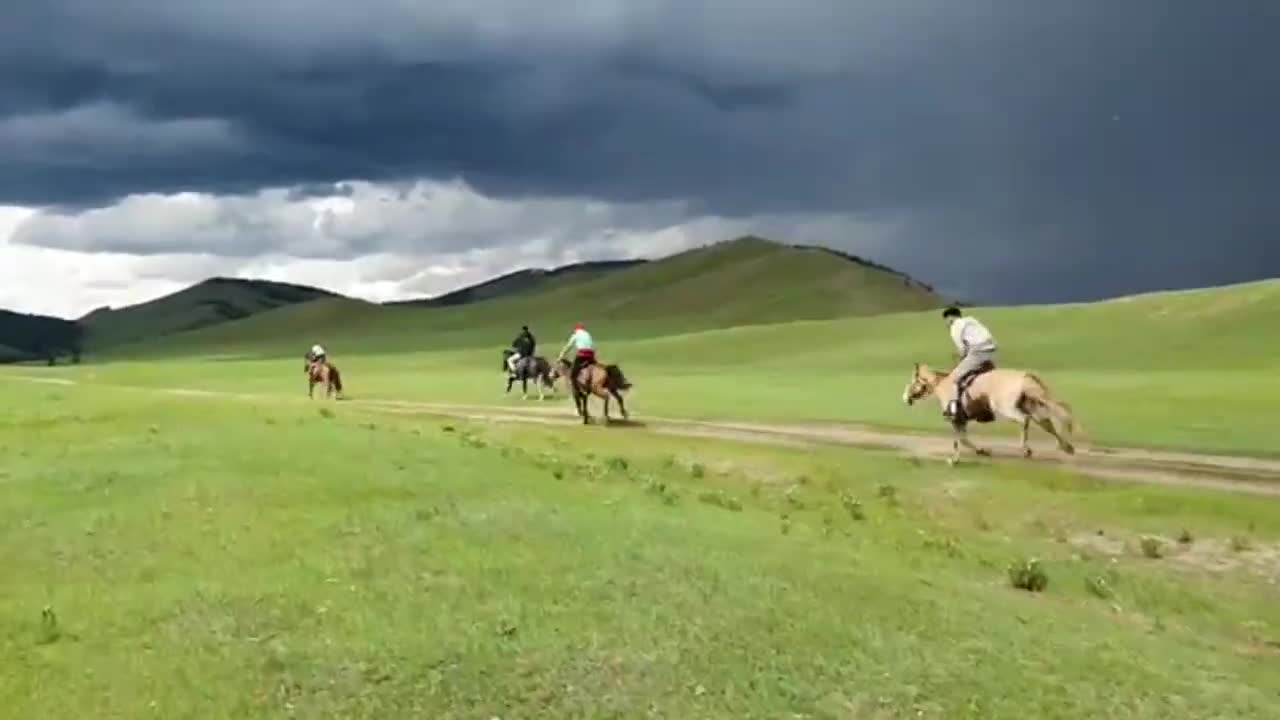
[106,237,946,357]
[3,379,1278,718]
[388,259,644,307]
[0,310,83,364]
[81,277,339,351]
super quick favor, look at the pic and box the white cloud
[2,179,903,319]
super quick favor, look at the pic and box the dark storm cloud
[2,1,1279,301]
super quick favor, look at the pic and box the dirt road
[9,374,1280,497]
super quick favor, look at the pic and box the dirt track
[9,374,1280,497]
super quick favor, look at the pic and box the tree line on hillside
[0,311,84,365]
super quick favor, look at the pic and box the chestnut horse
[304,355,344,399]
[556,357,631,424]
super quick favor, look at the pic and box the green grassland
[3,380,1279,718]
[47,272,1280,456]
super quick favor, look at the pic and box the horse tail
[605,364,632,391]
[1022,372,1081,437]
[330,364,343,393]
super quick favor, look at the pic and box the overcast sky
[2,1,1278,318]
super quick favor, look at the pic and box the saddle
[950,361,997,424]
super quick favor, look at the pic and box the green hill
[0,310,83,364]
[104,237,947,357]
[81,277,340,351]
[388,260,644,307]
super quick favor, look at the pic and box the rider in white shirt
[943,307,997,420]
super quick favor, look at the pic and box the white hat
[311,344,325,356]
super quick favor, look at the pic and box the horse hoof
[1061,443,1076,455]
[976,448,991,457]
[1023,447,1033,458]
[947,457,959,467]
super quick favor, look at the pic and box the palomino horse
[501,349,558,400]
[557,357,632,425]
[902,362,1078,464]
[304,356,344,399]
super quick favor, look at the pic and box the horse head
[902,362,940,405]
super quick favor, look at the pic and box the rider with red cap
[559,321,595,394]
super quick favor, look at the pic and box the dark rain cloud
[2,1,1279,301]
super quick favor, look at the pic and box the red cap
[573,322,584,330]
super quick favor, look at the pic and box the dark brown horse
[304,355,344,399]
[557,357,631,424]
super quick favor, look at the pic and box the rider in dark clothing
[507,326,536,373]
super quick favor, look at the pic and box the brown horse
[557,357,631,424]
[902,362,1078,464]
[304,357,344,399]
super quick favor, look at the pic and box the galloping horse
[557,357,631,425]
[304,354,344,399]
[902,362,1078,464]
[501,349,558,400]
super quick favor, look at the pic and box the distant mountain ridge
[79,277,341,351]
[93,236,952,358]
[2,237,949,358]
[387,259,646,308]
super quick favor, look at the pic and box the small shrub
[840,493,865,521]
[37,606,60,646]
[1177,529,1194,545]
[645,478,679,505]
[605,456,630,473]
[1084,575,1113,600]
[784,485,805,510]
[318,407,335,419]
[697,490,743,512]
[689,463,706,479]
[877,483,898,505]
[1008,558,1049,593]
[923,534,961,558]
[1139,536,1163,559]
[779,514,792,536]
[1230,535,1254,553]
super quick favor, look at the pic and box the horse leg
[611,389,628,420]
[1035,417,1075,455]
[948,421,988,465]
[506,375,514,394]
[1020,417,1033,458]
[521,375,529,400]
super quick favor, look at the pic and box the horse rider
[558,322,595,394]
[507,325,536,374]
[942,307,997,421]
[308,343,327,367]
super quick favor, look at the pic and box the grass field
[3,380,1279,718]
[6,240,1280,717]
[40,276,1280,456]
